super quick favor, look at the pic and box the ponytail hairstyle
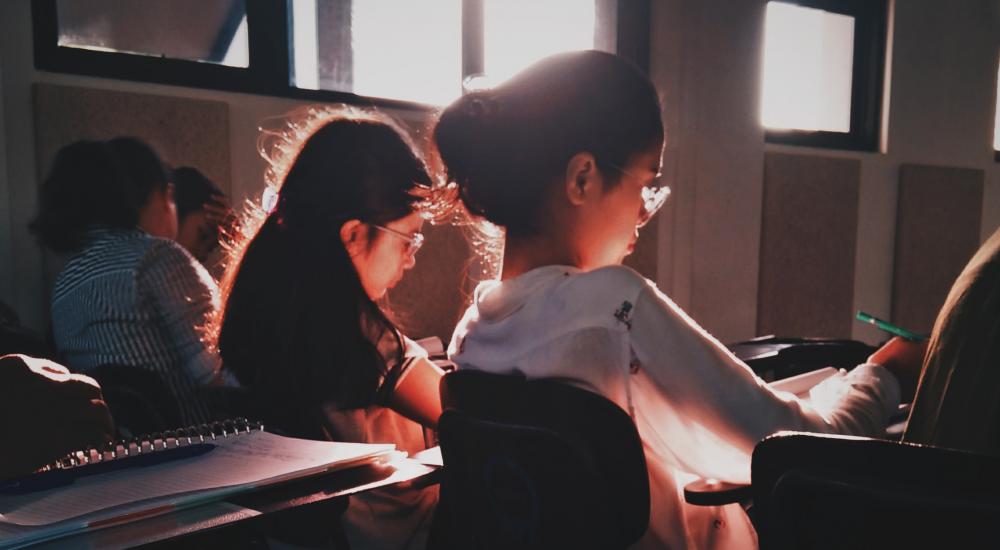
[31,137,170,252]
[434,50,663,238]
[216,106,435,436]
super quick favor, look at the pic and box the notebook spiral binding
[41,418,264,472]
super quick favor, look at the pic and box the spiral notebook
[0,420,395,548]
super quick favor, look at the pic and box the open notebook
[0,421,395,548]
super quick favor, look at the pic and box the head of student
[217,107,433,427]
[172,166,228,263]
[31,137,176,252]
[434,50,666,272]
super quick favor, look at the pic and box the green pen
[855,311,927,341]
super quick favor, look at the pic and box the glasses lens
[638,186,671,227]
[408,233,425,256]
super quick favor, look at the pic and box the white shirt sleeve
[628,282,901,482]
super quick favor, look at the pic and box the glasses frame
[371,224,425,256]
[607,163,671,228]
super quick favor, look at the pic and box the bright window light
[291,0,319,90]
[483,0,596,87]
[290,0,462,105]
[994,61,1000,151]
[221,15,249,68]
[351,0,462,105]
[761,1,855,132]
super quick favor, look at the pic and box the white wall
[650,0,766,342]
[2,0,999,344]
[0,52,11,315]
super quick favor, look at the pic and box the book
[0,420,395,548]
[768,366,839,397]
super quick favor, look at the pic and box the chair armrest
[683,479,752,506]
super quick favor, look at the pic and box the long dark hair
[216,107,433,436]
[434,50,663,237]
[31,137,170,252]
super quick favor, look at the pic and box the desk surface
[27,455,437,549]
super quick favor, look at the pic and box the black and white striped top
[51,227,232,424]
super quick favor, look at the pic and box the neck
[501,232,579,280]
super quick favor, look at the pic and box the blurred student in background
[172,166,232,272]
[30,137,233,426]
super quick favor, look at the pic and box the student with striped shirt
[31,137,233,425]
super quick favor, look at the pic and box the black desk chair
[433,370,649,550]
[728,337,876,381]
[0,322,55,359]
[89,364,183,436]
[751,432,1000,549]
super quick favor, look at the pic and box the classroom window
[760,0,887,151]
[35,0,643,109]
[55,0,249,68]
[289,0,463,105]
[481,0,604,87]
[994,60,1000,160]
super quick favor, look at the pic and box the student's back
[32,138,229,425]
[52,227,221,424]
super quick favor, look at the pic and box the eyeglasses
[608,164,671,228]
[372,224,425,256]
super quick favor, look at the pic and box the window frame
[762,0,888,152]
[32,0,650,111]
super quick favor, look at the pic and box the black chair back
[434,370,649,550]
[90,364,183,436]
[752,432,1000,549]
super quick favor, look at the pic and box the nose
[403,252,417,270]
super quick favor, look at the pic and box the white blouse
[449,265,900,550]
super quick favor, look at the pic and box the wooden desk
[27,455,437,549]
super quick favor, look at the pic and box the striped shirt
[51,227,231,424]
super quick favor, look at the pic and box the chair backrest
[0,322,56,360]
[727,337,875,380]
[752,432,1000,549]
[434,370,649,550]
[90,364,183,436]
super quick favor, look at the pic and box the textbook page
[0,431,393,538]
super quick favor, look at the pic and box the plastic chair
[432,370,649,550]
[751,431,1000,549]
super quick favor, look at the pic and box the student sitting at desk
[30,138,233,426]
[434,50,924,550]
[216,106,446,550]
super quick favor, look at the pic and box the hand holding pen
[857,312,928,402]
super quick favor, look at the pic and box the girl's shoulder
[544,265,653,326]
[559,264,651,300]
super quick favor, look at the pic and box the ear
[563,152,599,207]
[339,219,367,256]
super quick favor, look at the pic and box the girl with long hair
[217,106,446,550]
